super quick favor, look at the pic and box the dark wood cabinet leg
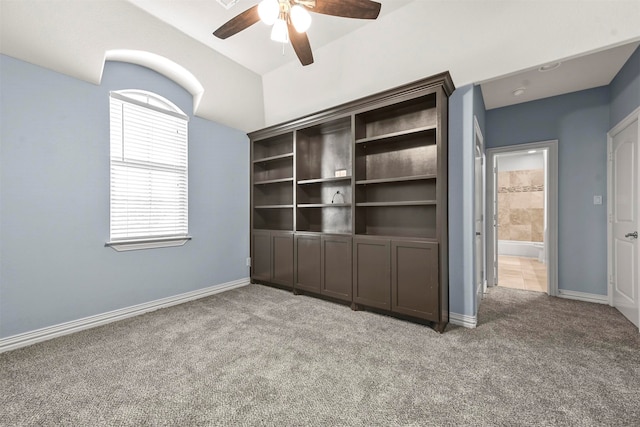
[350,302,359,311]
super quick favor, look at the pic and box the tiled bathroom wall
[497,169,544,242]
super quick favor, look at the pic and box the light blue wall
[0,55,250,338]
[473,84,486,138]
[610,46,640,127]
[486,86,610,295]
[449,83,485,317]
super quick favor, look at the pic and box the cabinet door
[272,232,294,288]
[251,230,272,282]
[391,240,439,320]
[321,235,352,301]
[353,237,390,310]
[295,234,321,293]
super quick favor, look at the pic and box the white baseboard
[557,289,608,305]
[0,278,250,354]
[450,312,477,329]
[475,281,485,313]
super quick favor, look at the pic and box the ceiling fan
[213,0,382,66]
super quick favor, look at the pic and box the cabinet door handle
[625,231,638,239]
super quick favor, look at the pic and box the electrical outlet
[246,257,251,267]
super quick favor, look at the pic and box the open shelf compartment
[253,132,294,161]
[253,156,293,182]
[297,206,352,234]
[355,137,437,182]
[296,116,352,182]
[253,207,293,231]
[355,205,436,239]
[355,93,437,140]
[298,180,351,205]
[254,180,293,206]
[356,178,436,204]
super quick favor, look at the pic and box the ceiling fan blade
[213,5,261,39]
[310,0,381,20]
[287,22,314,66]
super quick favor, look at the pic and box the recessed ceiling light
[513,87,526,96]
[528,150,537,154]
[539,62,561,72]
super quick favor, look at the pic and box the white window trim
[105,236,191,252]
[107,90,190,251]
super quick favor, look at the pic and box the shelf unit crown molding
[249,72,455,141]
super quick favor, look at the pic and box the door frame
[474,116,487,311]
[607,105,640,330]
[486,140,559,296]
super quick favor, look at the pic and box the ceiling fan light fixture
[271,18,289,43]
[258,0,280,26]
[290,5,312,33]
[213,0,382,66]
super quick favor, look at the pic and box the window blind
[109,93,188,242]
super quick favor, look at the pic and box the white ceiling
[1,0,639,132]
[128,0,414,76]
[481,41,640,110]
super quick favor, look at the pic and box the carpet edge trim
[0,278,250,353]
[450,312,477,328]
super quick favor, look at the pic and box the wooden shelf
[249,73,452,331]
[254,204,294,209]
[355,125,436,145]
[253,152,294,164]
[297,176,352,185]
[298,203,351,208]
[254,177,294,185]
[356,200,436,207]
[355,174,436,185]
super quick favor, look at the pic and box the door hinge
[608,151,613,162]
[608,213,613,223]
[609,274,614,284]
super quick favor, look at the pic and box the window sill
[105,236,192,252]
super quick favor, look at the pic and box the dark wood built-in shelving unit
[249,72,453,332]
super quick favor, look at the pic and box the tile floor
[498,255,547,293]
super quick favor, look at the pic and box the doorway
[486,141,558,296]
[474,117,486,310]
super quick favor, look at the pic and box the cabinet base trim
[0,278,250,354]
[292,287,352,305]
[450,312,477,329]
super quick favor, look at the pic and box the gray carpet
[1,284,639,426]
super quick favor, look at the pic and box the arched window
[107,90,190,251]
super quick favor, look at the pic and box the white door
[610,117,639,328]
